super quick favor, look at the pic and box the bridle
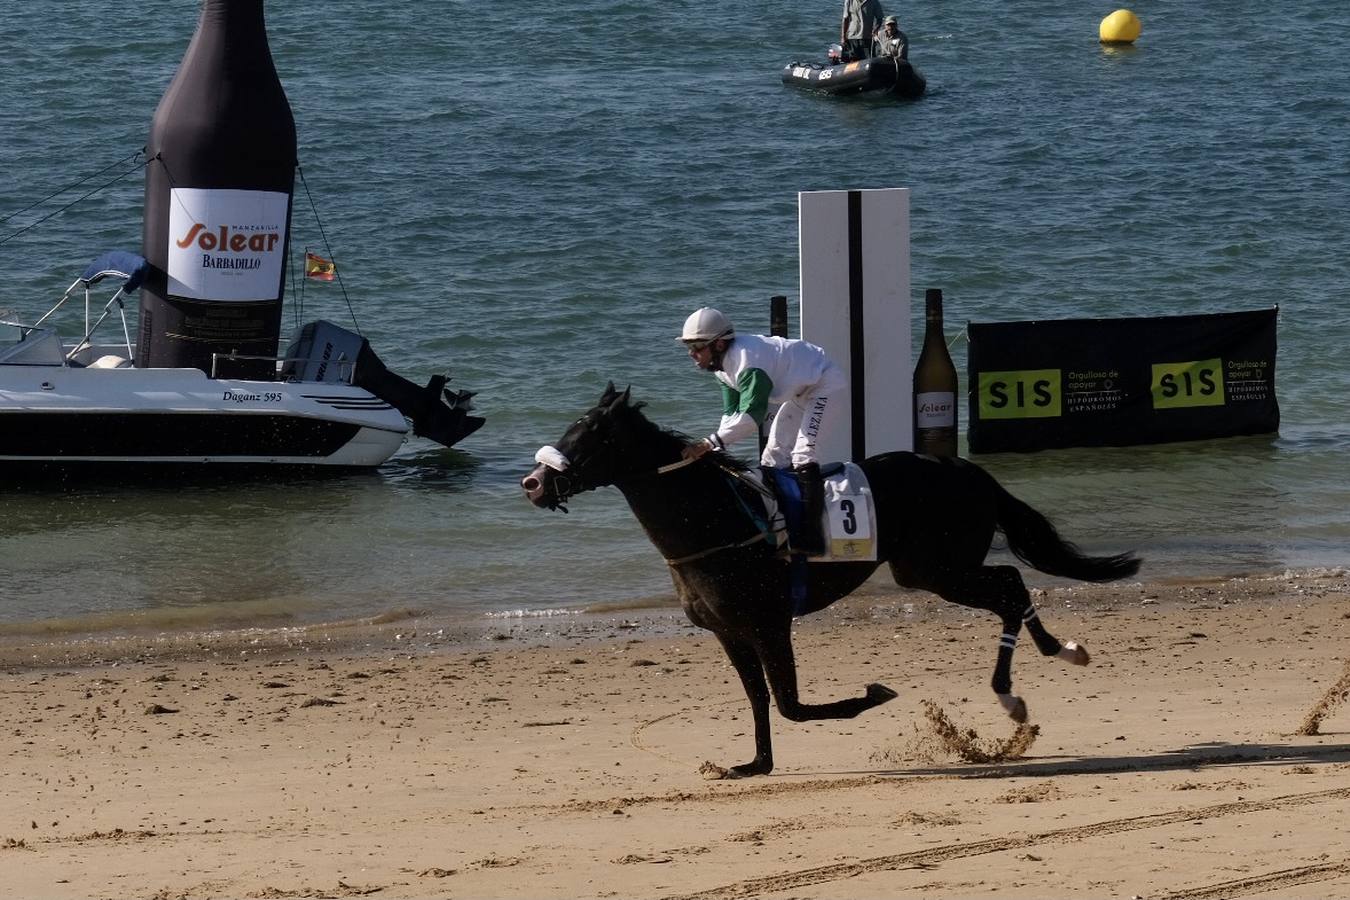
[530,443,776,564]
[530,443,699,510]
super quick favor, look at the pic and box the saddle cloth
[757,462,877,562]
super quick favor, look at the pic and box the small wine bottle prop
[913,288,959,457]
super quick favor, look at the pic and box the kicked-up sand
[2,568,1350,899]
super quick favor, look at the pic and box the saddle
[758,462,877,563]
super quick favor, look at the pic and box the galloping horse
[521,385,1140,777]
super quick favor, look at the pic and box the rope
[295,165,361,334]
[0,151,147,248]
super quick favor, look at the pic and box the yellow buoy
[1099,9,1142,44]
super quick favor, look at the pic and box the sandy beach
[3,568,1350,899]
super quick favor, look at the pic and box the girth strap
[664,532,770,567]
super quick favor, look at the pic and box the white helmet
[679,307,734,343]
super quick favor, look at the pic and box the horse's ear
[600,381,619,404]
[604,386,630,414]
[619,385,632,406]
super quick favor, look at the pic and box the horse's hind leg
[758,628,899,723]
[1022,603,1091,665]
[713,633,776,777]
[920,565,1055,724]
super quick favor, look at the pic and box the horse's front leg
[713,633,775,777]
[759,628,898,722]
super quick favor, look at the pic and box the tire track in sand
[659,787,1350,900]
[1161,860,1350,899]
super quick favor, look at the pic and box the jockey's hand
[681,439,714,462]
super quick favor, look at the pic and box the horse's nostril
[521,475,540,493]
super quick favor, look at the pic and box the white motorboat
[0,251,483,468]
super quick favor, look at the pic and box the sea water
[1,1,1347,635]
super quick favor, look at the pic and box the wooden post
[770,295,788,338]
[761,294,791,455]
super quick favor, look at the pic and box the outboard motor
[283,320,484,449]
[353,343,485,449]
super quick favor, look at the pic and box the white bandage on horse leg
[534,445,570,472]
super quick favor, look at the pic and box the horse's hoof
[997,692,1028,724]
[1057,641,1091,666]
[866,683,899,704]
[726,760,772,779]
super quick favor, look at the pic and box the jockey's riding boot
[793,462,827,557]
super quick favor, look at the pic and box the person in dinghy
[874,14,909,59]
[678,306,848,557]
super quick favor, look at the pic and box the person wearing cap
[678,306,849,557]
[874,14,909,59]
[840,0,885,61]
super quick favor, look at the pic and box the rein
[654,457,697,475]
[664,531,770,567]
[652,456,773,499]
[651,456,777,567]
[535,442,777,566]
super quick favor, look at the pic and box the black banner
[967,308,1279,453]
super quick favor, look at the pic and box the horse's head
[521,383,667,512]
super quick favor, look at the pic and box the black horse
[521,385,1140,777]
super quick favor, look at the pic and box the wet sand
[3,569,1350,899]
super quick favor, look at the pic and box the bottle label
[915,391,956,428]
[167,188,289,301]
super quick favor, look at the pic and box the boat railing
[210,350,356,384]
[0,316,39,337]
[16,273,138,366]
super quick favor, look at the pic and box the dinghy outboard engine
[283,321,484,450]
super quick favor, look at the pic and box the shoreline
[3,568,1350,898]
[2,566,1346,673]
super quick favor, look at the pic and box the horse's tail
[988,473,1141,583]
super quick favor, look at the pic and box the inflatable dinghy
[782,51,926,99]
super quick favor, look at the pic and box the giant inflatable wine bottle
[139,0,295,379]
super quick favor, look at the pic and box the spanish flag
[304,251,336,281]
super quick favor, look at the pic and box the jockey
[678,306,849,557]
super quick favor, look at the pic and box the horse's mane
[611,393,754,473]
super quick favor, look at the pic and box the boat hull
[0,366,407,466]
[781,57,926,99]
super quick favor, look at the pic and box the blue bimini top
[80,251,149,292]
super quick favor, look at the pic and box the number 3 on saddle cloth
[759,462,877,616]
